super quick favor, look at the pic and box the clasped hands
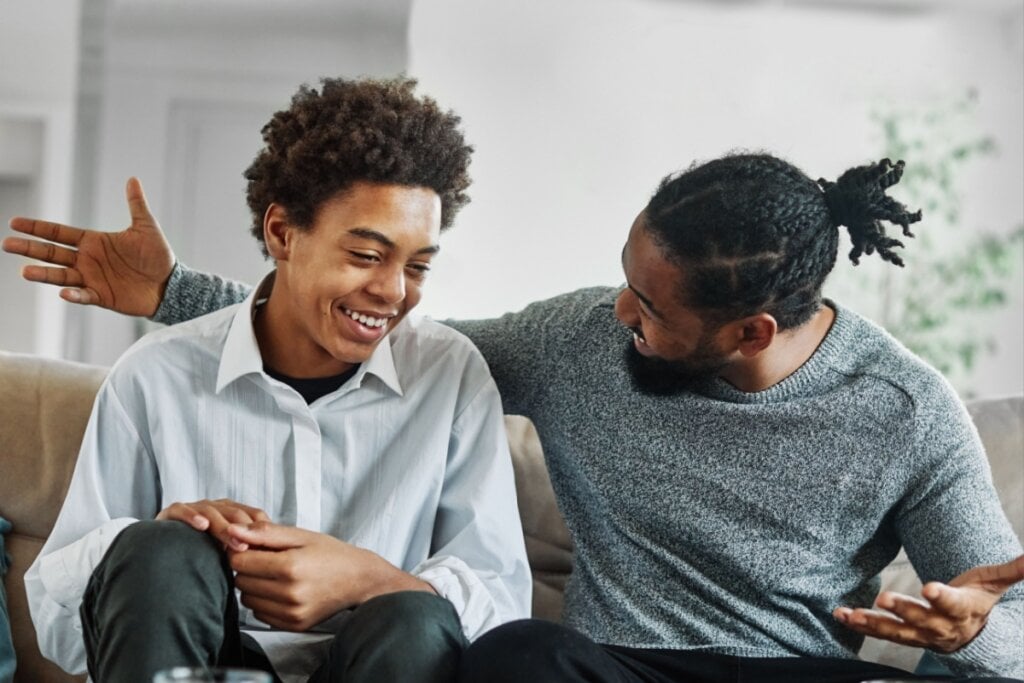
[156,498,430,631]
[833,554,1024,654]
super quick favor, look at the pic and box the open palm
[3,177,174,317]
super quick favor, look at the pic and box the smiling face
[257,181,442,378]
[614,211,730,394]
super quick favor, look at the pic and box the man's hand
[226,522,435,632]
[156,498,271,552]
[834,554,1024,653]
[3,177,174,316]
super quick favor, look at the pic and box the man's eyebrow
[630,285,660,317]
[347,227,440,256]
[621,244,660,317]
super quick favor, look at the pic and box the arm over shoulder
[151,262,253,325]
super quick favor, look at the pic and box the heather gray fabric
[153,265,1024,679]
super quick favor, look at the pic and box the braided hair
[643,154,922,330]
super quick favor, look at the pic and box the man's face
[614,212,729,394]
[269,182,441,377]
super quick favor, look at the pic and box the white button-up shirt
[25,283,531,681]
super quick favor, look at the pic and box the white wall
[70,0,411,365]
[0,0,82,356]
[408,0,1024,397]
[2,0,1021,396]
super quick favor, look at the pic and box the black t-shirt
[264,365,360,404]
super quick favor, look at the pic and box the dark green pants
[81,520,468,683]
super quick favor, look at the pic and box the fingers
[234,574,293,602]
[60,287,101,305]
[921,582,977,619]
[7,217,84,247]
[876,592,958,640]
[233,503,272,524]
[156,501,214,531]
[833,606,931,648]
[21,264,85,288]
[227,521,306,551]
[238,593,306,631]
[4,235,79,267]
[156,499,266,551]
[230,548,290,579]
[125,177,157,226]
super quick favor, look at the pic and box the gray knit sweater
[155,265,1023,678]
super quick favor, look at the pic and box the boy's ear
[263,203,292,260]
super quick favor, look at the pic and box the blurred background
[1,0,1021,397]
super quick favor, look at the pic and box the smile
[342,307,392,329]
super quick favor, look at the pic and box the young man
[16,77,531,683]
[6,154,1023,681]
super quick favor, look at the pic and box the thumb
[922,582,980,618]
[949,554,1024,594]
[125,177,159,228]
[227,521,306,550]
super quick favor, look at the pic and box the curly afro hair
[244,76,473,256]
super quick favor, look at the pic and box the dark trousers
[81,520,468,683]
[457,619,1021,683]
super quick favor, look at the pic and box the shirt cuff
[38,518,138,607]
[414,555,503,641]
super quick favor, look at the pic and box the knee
[460,620,579,680]
[98,520,225,587]
[353,591,464,649]
[323,591,466,681]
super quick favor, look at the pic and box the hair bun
[816,158,922,266]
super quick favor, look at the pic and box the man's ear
[263,203,292,261]
[734,313,777,357]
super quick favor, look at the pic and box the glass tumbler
[153,667,273,683]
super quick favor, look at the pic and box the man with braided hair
[13,77,532,683]
[6,152,1023,681]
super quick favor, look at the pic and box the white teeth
[343,308,388,329]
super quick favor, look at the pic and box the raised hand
[3,177,175,316]
[834,554,1024,653]
[226,522,434,632]
[156,498,271,552]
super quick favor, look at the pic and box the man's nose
[613,286,638,327]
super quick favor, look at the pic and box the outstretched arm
[3,177,252,323]
[835,388,1023,678]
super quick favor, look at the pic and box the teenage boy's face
[268,182,441,377]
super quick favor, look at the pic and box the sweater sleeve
[151,262,253,325]
[894,381,1023,678]
[444,289,608,419]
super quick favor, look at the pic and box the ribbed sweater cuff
[941,605,1024,679]
[150,260,186,325]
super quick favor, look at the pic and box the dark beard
[623,341,727,396]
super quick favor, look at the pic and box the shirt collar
[216,272,404,397]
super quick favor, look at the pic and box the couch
[1,350,1021,682]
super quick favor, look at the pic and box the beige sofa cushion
[1,351,102,682]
